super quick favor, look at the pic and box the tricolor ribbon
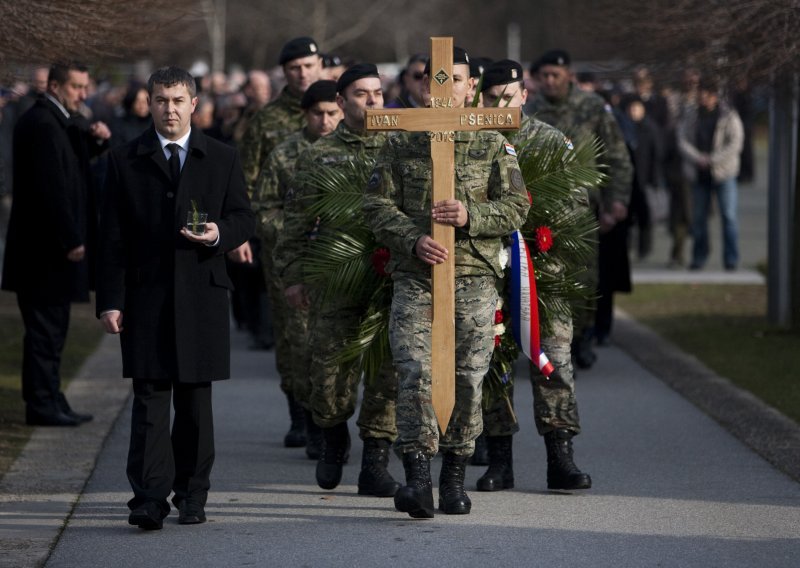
[509,230,560,380]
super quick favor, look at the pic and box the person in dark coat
[97,66,254,530]
[110,82,152,148]
[2,61,110,426]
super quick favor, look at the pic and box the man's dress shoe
[25,410,79,427]
[128,502,167,530]
[177,501,207,525]
[63,409,93,423]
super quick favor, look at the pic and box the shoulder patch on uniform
[503,142,517,157]
[604,103,613,114]
[564,137,574,150]
[367,171,382,191]
[509,168,525,192]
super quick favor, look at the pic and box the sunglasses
[411,72,425,80]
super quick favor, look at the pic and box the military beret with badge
[536,49,571,68]
[279,36,320,65]
[482,59,524,89]
[336,63,381,94]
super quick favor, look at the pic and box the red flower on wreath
[371,247,391,277]
[494,310,503,324]
[494,335,502,347]
[534,226,553,253]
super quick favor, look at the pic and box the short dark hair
[147,66,197,97]
[698,77,720,95]
[48,61,88,85]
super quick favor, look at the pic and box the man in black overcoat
[97,67,254,530]
[2,61,110,426]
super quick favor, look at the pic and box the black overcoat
[2,98,96,303]
[97,127,254,382]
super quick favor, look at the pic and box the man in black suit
[97,67,254,530]
[2,61,110,426]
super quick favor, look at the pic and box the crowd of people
[0,36,754,529]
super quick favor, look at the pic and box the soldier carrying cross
[363,41,530,519]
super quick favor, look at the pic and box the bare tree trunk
[202,0,226,73]
[793,77,800,329]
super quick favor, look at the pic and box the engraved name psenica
[459,112,515,127]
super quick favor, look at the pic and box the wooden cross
[365,37,519,433]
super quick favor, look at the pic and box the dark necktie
[167,143,181,185]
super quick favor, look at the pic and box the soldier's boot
[572,328,597,370]
[545,429,592,490]
[305,411,323,460]
[283,394,307,448]
[438,453,471,515]
[357,438,401,497]
[469,431,489,465]
[476,435,514,492]
[315,422,350,490]
[394,451,435,519]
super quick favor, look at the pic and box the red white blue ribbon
[510,230,557,379]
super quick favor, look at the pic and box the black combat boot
[470,431,489,465]
[394,451,435,519]
[357,438,401,497]
[305,411,323,460]
[572,328,597,370]
[544,429,592,490]
[438,453,471,514]
[284,394,307,448]
[476,435,514,491]
[315,422,350,490]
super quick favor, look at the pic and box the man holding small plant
[97,66,254,530]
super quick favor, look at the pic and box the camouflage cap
[336,63,380,94]
[482,59,523,89]
[301,80,338,109]
[279,37,320,65]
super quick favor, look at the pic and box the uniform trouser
[390,275,497,458]
[261,249,310,405]
[17,296,70,417]
[307,304,397,441]
[127,379,214,513]
[483,312,580,437]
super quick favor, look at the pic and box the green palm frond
[293,161,370,228]
[304,227,380,305]
[334,282,392,383]
[517,135,608,199]
[295,155,393,377]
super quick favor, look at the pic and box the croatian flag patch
[503,143,517,157]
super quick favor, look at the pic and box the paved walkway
[2,312,798,568]
[2,159,793,566]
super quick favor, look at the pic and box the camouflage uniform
[240,87,305,192]
[523,86,633,338]
[273,122,397,441]
[251,128,314,406]
[364,130,530,457]
[482,115,586,436]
